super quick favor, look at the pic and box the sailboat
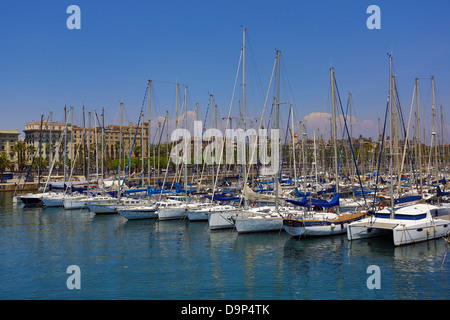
[348,56,450,246]
[233,49,291,234]
[116,201,159,220]
[282,68,367,237]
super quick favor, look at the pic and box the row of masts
[37,28,448,200]
[39,80,448,193]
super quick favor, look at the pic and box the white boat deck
[355,220,399,230]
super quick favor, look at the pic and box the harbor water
[0,191,448,300]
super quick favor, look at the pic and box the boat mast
[215,104,218,180]
[330,68,339,214]
[37,114,43,190]
[49,111,53,168]
[184,85,188,205]
[94,111,99,186]
[432,76,438,181]
[210,93,214,188]
[300,121,307,197]
[64,106,68,192]
[147,80,152,188]
[389,55,395,217]
[242,26,247,206]
[349,92,354,186]
[441,105,445,174]
[141,107,144,187]
[392,74,401,193]
[415,78,423,195]
[118,102,123,200]
[275,49,280,211]
[166,110,169,167]
[70,107,74,174]
[101,107,104,186]
[88,111,91,195]
[290,104,297,188]
[313,129,317,186]
[82,106,86,179]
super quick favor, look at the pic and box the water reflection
[1,190,449,300]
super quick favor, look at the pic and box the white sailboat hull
[188,205,237,222]
[63,198,87,210]
[208,211,239,229]
[208,207,274,230]
[235,215,283,233]
[158,207,187,220]
[42,196,65,207]
[187,210,208,221]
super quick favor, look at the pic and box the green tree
[0,152,12,182]
[32,157,49,172]
[13,142,26,171]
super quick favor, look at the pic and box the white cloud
[301,112,377,139]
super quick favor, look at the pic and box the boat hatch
[375,213,427,220]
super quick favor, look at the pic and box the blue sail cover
[286,193,340,208]
[437,186,450,197]
[286,195,309,207]
[394,195,421,205]
[315,193,340,208]
[295,188,311,197]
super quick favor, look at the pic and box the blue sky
[1,1,450,141]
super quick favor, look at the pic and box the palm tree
[13,142,26,171]
[0,152,12,183]
[32,157,49,172]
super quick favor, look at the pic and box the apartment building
[23,120,151,165]
[0,129,20,170]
